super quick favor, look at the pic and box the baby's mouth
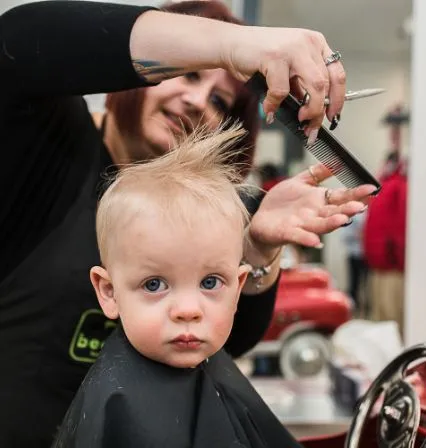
[170,334,203,350]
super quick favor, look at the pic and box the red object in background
[264,287,351,342]
[364,102,409,273]
[278,268,331,289]
[363,169,407,272]
[263,268,351,343]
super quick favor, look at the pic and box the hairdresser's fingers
[318,202,366,218]
[295,163,333,186]
[326,185,377,205]
[350,184,378,202]
[297,53,330,132]
[259,32,323,117]
[262,60,291,120]
[289,77,305,102]
[295,62,327,131]
[278,212,349,247]
[323,45,346,122]
[278,226,323,248]
[304,214,351,235]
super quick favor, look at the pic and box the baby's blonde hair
[96,123,252,265]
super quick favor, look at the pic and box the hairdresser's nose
[169,292,203,323]
[182,85,210,114]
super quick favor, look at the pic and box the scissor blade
[324,88,385,106]
[344,88,386,101]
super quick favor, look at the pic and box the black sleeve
[224,191,279,358]
[225,278,280,358]
[0,1,156,99]
[0,2,158,280]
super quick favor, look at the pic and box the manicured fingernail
[341,218,353,227]
[266,112,275,125]
[329,114,340,131]
[307,128,319,146]
[315,242,324,249]
[359,205,368,213]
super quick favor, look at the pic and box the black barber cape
[53,327,302,448]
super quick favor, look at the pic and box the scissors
[324,88,385,106]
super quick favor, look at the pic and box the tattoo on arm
[132,60,189,83]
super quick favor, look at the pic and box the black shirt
[0,2,277,446]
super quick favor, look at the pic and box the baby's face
[104,209,247,368]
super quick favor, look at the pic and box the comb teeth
[247,73,381,193]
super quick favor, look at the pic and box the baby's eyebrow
[202,261,235,272]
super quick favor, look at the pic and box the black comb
[246,72,381,193]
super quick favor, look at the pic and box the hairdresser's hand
[248,163,377,252]
[223,26,345,137]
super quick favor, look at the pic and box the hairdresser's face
[103,206,247,368]
[140,69,237,158]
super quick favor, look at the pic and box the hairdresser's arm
[130,10,346,129]
[237,192,282,295]
[241,240,282,295]
[225,237,281,357]
[225,279,278,358]
[0,1,155,98]
[1,2,345,125]
[222,192,280,358]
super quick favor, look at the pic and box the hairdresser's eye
[143,278,167,293]
[184,71,200,82]
[210,94,230,115]
[200,276,223,290]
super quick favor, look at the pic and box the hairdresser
[0,1,374,446]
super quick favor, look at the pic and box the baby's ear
[237,263,251,294]
[90,266,119,319]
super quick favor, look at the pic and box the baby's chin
[163,344,225,369]
[165,354,208,369]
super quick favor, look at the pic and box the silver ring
[308,166,320,186]
[324,50,342,67]
[302,91,311,106]
[324,188,332,205]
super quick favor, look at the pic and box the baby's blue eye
[201,276,223,290]
[143,278,167,292]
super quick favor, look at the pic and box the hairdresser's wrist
[244,240,281,267]
[242,231,282,295]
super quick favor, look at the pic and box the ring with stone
[324,50,342,67]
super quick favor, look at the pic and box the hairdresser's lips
[162,110,193,134]
[170,334,204,350]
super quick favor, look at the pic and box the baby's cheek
[211,315,234,344]
[122,313,163,348]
